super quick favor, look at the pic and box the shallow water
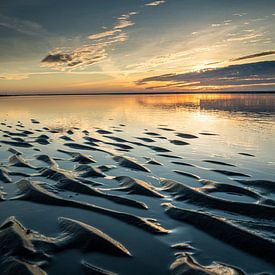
[0,93,274,274]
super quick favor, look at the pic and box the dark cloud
[231,50,275,62]
[137,61,275,88]
[41,53,72,63]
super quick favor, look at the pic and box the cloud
[41,11,136,71]
[211,24,221,27]
[211,20,232,28]
[126,14,271,74]
[233,13,247,17]
[0,13,46,36]
[230,50,275,62]
[126,44,225,72]
[226,33,263,42]
[145,1,166,7]
[0,73,29,80]
[88,12,136,41]
[88,29,120,40]
[42,53,72,63]
[136,61,275,90]
[41,46,107,70]
[0,70,135,81]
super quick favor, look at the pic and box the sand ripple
[14,180,168,234]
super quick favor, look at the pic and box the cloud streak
[145,1,166,7]
[0,13,46,36]
[0,69,142,81]
[230,50,275,61]
[137,61,275,90]
[88,12,136,41]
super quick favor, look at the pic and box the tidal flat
[0,93,274,274]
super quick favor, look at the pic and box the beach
[0,93,274,274]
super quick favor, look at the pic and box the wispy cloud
[127,11,273,76]
[0,70,136,81]
[230,50,275,62]
[88,12,136,41]
[88,29,120,40]
[136,61,275,90]
[211,20,232,28]
[0,13,46,36]
[226,32,263,42]
[233,13,247,17]
[41,0,166,72]
[126,46,219,72]
[0,73,30,80]
[41,11,137,71]
[145,1,166,7]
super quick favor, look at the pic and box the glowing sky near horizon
[0,0,274,93]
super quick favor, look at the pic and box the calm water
[0,93,274,274]
[1,93,274,176]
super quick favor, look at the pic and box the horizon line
[0,91,275,97]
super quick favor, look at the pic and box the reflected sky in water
[0,93,275,274]
[0,93,274,175]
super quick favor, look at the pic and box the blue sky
[0,0,274,93]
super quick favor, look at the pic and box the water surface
[0,93,274,274]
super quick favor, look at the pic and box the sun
[193,63,209,72]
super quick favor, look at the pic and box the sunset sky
[0,0,274,94]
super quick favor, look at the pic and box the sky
[0,0,274,94]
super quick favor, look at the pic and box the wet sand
[0,94,274,274]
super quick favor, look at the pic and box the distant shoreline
[0,91,274,97]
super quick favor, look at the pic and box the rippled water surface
[0,93,274,274]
